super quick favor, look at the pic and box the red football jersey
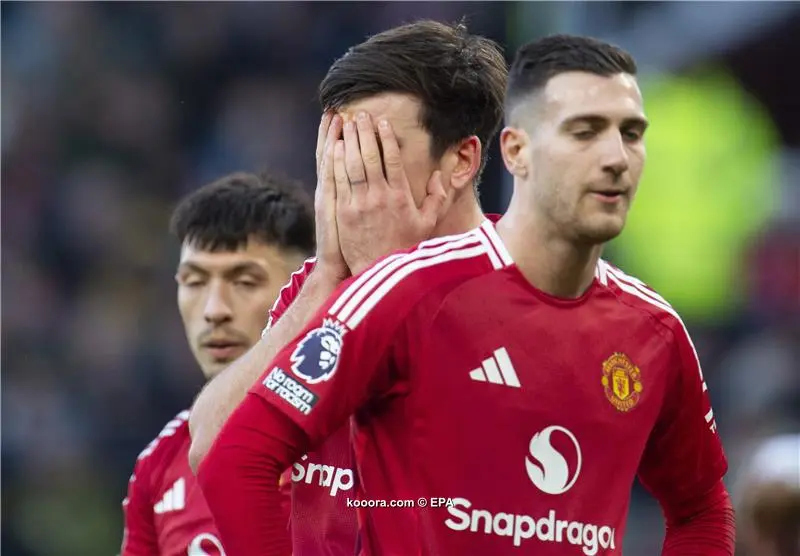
[266,256,359,556]
[121,411,226,556]
[249,219,728,555]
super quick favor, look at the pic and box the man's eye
[623,129,643,142]
[573,130,596,140]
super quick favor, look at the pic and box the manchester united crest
[601,353,643,412]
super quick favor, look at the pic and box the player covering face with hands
[198,32,735,556]
[189,19,507,556]
[315,109,448,280]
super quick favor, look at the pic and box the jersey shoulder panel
[325,220,513,331]
[264,257,317,334]
[596,259,689,341]
[134,410,191,473]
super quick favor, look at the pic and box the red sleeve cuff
[662,479,735,555]
[198,395,307,556]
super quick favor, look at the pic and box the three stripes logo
[469,347,520,388]
[154,477,185,514]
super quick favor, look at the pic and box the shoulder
[124,410,190,508]
[276,257,317,305]
[326,221,510,331]
[596,259,695,349]
[264,257,317,333]
[134,410,191,472]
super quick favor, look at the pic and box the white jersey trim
[600,260,708,392]
[329,225,508,330]
[478,219,514,267]
[262,257,317,337]
[335,234,484,324]
[136,410,190,461]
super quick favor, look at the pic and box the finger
[343,119,367,191]
[326,114,343,152]
[317,129,337,209]
[419,171,448,221]
[377,119,404,188]
[355,112,384,185]
[316,112,333,174]
[324,114,343,164]
[321,115,343,204]
[333,139,351,206]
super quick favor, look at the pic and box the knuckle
[390,194,407,209]
[362,152,381,166]
[384,156,402,169]
[354,199,371,213]
[369,196,388,211]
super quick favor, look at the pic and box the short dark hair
[319,20,508,185]
[170,171,315,256]
[506,34,637,114]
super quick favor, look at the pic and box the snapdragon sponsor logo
[444,498,616,555]
[291,454,353,496]
[188,532,225,555]
[526,425,582,495]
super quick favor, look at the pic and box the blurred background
[2,2,798,555]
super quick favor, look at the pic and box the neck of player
[496,197,602,300]
[434,192,487,238]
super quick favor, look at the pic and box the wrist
[307,264,346,293]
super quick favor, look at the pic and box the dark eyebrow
[177,261,266,279]
[562,114,649,131]
[177,262,209,276]
[222,262,267,279]
[621,117,649,131]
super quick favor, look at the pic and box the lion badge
[290,319,346,384]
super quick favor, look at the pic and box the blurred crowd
[2,3,798,555]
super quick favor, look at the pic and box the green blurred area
[608,68,779,323]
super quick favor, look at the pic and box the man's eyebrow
[562,114,649,130]
[176,262,266,278]
[177,262,209,275]
[222,263,267,279]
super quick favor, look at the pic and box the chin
[577,217,626,244]
[200,361,225,380]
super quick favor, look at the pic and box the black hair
[170,171,314,256]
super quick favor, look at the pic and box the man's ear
[500,126,530,179]
[447,136,481,192]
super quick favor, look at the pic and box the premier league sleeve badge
[290,319,346,384]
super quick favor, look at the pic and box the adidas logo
[469,347,520,388]
[154,477,185,514]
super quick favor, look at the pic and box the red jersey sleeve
[248,256,417,448]
[262,258,316,336]
[638,320,728,513]
[199,223,503,556]
[249,232,497,446]
[260,259,316,524]
[120,459,159,556]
